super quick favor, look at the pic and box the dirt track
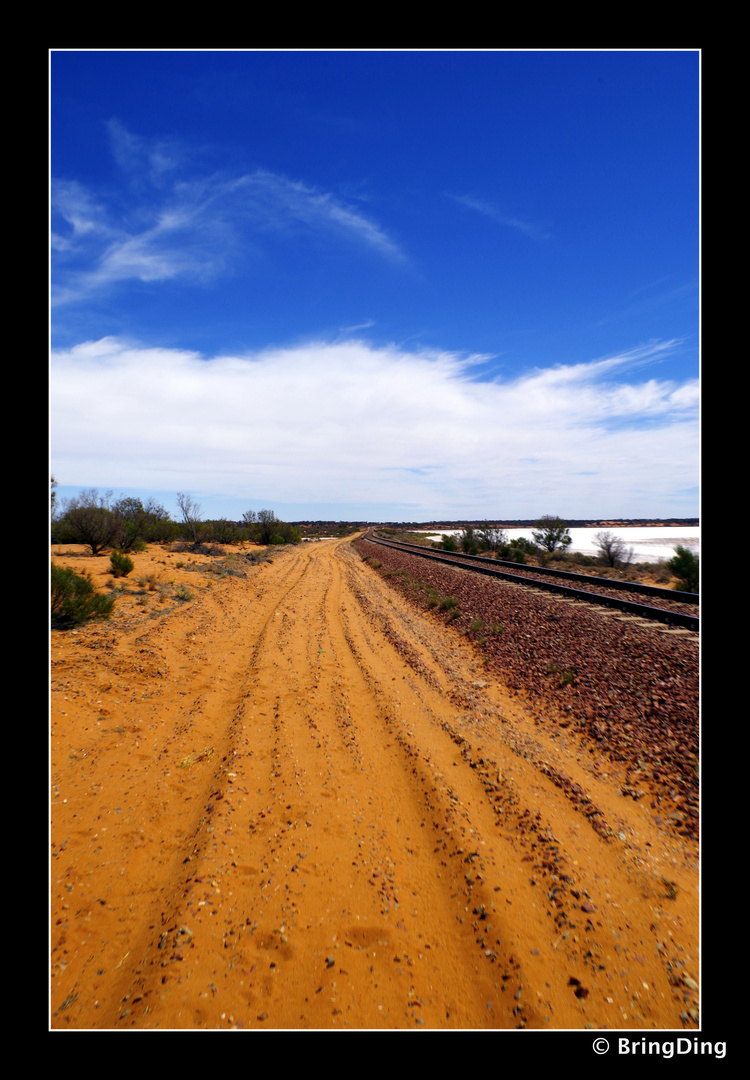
[51,537,699,1030]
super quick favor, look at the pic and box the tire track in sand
[52,544,316,1027]
[109,540,535,1029]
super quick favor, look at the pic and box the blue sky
[50,49,699,523]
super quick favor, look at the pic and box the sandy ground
[50,537,698,1030]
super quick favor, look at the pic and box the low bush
[669,545,699,593]
[439,595,461,619]
[547,662,576,686]
[562,551,599,567]
[498,546,526,564]
[110,550,134,577]
[51,564,115,628]
[202,554,247,579]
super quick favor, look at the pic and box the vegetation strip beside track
[365,533,699,632]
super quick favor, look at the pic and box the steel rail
[363,532,699,632]
[369,532,698,604]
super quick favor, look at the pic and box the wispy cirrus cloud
[51,179,112,247]
[229,169,405,261]
[52,122,406,307]
[449,193,552,241]
[593,277,699,330]
[106,118,185,184]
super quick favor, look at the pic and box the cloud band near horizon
[49,337,698,520]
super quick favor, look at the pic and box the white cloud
[50,337,698,518]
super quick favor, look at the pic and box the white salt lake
[421,526,699,564]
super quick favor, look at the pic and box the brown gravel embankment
[454,557,697,621]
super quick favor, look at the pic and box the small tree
[476,527,508,553]
[112,496,151,551]
[668,545,699,593]
[207,518,238,544]
[593,530,633,569]
[440,534,459,552]
[459,526,478,554]
[176,492,206,550]
[277,521,301,544]
[61,489,120,554]
[111,495,172,549]
[532,515,572,553]
[257,509,277,545]
[142,498,174,543]
[239,510,258,542]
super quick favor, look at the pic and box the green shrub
[110,550,134,578]
[51,564,115,628]
[668,545,699,593]
[500,546,527,564]
[547,662,575,686]
[513,536,537,552]
[438,595,461,619]
[459,528,478,555]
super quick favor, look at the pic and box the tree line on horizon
[50,484,301,554]
[50,485,699,595]
[50,492,698,632]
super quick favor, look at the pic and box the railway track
[364,531,699,632]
